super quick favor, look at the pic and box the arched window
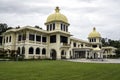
[22,47,25,54]
[17,47,20,54]
[36,48,40,54]
[42,48,46,55]
[29,47,34,54]
[9,36,11,42]
[81,44,83,47]
[73,43,76,47]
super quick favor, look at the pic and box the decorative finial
[55,6,60,13]
[93,27,96,31]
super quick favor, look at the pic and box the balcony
[60,43,70,48]
[0,45,3,50]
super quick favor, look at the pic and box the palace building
[0,7,116,60]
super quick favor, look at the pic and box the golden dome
[45,7,68,24]
[88,27,101,38]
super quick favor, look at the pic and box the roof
[45,7,69,24]
[88,27,101,38]
[3,26,48,34]
[70,37,90,44]
[102,46,117,50]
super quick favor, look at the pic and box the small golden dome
[88,27,101,38]
[93,47,101,51]
[45,7,68,24]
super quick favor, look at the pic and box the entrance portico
[73,48,92,59]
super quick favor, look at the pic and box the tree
[0,23,8,35]
[102,38,120,58]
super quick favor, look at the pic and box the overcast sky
[0,0,120,40]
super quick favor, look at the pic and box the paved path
[67,59,120,63]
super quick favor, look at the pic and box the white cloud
[0,0,120,40]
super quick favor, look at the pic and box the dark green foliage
[102,38,120,57]
[0,23,8,35]
[0,23,13,35]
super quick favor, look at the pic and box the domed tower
[45,7,71,60]
[88,27,102,48]
[44,6,70,32]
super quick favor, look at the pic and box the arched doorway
[36,48,40,54]
[21,46,25,54]
[50,49,57,60]
[94,53,98,59]
[61,50,66,59]
[42,48,46,55]
[29,47,34,54]
[17,47,20,54]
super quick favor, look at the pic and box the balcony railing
[0,45,3,49]
[61,43,70,47]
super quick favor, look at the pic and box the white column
[34,47,36,58]
[26,31,29,43]
[24,46,29,59]
[41,35,42,44]
[34,33,36,43]
[40,48,42,59]
[49,25,50,31]
[64,25,66,31]
[85,50,88,58]
[66,50,70,59]
[56,34,61,59]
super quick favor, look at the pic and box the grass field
[0,60,120,80]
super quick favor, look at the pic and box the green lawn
[0,60,120,80]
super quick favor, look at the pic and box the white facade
[1,7,116,60]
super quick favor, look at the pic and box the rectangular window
[50,24,52,31]
[36,35,41,42]
[64,25,66,31]
[74,43,76,47]
[47,25,49,31]
[18,35,21,41]
[53,23,55,30]
[61,24,63,30]
[29,34,35,41]
[42,36,46,42]
[22,34,26,40]
[60,36,68,43]
[66,26,68,32]
[50,35,56,43]
[94,38,96,42]
[9,36,11,42]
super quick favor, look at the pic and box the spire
[93,27,96,31]
[55,6,60,13]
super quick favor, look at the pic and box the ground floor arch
[50,49,57,60]
[61,50,66,59]
[94,53,98,59]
